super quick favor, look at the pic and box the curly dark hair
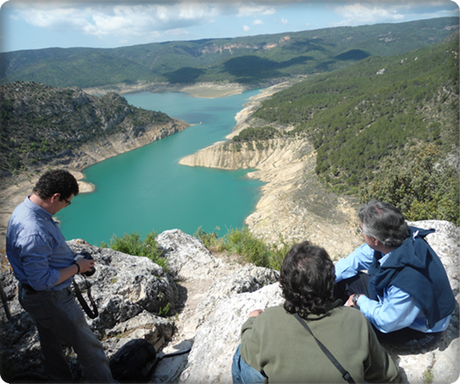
[280,241,336,318]
[33,169,79,201]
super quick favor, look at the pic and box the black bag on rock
[109,339,157,382]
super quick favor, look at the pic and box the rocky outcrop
[173,220,459,384]
[1,222,458,383]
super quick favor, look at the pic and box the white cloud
[5,0,458,49]
[237,5,276,17]
[330,1,458,27]
[8,1,221,39]
[332,3,404,26]
[6,1,286,44]
[167,28,190,37]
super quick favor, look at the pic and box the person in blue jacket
[6,169,116,382]
[334,200,455,345]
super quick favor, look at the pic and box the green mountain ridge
[251,33,458,184]
[243,33,459,223]
[1,17,458,88]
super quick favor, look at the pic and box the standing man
[6,169,115,382]
[334,200,455,345]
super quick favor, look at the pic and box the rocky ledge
[0,220,458,383]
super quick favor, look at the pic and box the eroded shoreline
[83,81,249,99]
[0,82,261,250]
[1,81,361,257]
[179,81,362,258]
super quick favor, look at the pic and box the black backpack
[109,339,157,383]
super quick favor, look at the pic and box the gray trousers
[19,283,116,383]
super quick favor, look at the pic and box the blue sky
[0,0,459,53]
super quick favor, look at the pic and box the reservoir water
[58,89,265,246]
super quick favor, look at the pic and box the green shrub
[194,226,220,249]
[232,126,278,143]
[224,227,270,267]
[195,226,294,271]
[101,230,167,271]
[359,143,459,225]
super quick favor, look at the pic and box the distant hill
[251,33,459,188]
[0,17,458,88]
[0,82,184,176]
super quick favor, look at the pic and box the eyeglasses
[63,198,71,206]
[356,225,363,235]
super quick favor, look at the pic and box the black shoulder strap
[293,313,355,384]
[73,277,98,319]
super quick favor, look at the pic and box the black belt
[21,283,37,293]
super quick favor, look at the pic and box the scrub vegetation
[249,34,459,224]
[194,226,293,271]
[100,227,293,272]
[100,230,168,271]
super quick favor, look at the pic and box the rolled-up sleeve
[335,244,374,282]
[18,234,61,290]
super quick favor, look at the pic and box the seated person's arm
[358,286,420,333]
[335,244,374,282]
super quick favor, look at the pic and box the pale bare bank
[83,81,248,99]
[180,80,362,259]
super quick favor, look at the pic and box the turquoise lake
[58,89,265,246]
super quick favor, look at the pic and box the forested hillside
[0,82,172,175]
[247,34,459,223]
[0,17,457,88]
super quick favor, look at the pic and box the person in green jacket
[232,241,403,383]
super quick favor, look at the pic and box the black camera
[74,251,96,277]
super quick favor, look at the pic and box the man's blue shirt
[6,197,75,291]
[335,243,451,333]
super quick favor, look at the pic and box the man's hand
[248,309,264,318]
[76,258,96,274]
[55,258,96,286]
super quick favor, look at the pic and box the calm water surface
[58,89,264,245]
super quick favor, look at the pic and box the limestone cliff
[4,225,457,383]
[63,117,188,171]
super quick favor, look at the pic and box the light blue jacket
[6,197,75,291]
[335,243,451,333]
